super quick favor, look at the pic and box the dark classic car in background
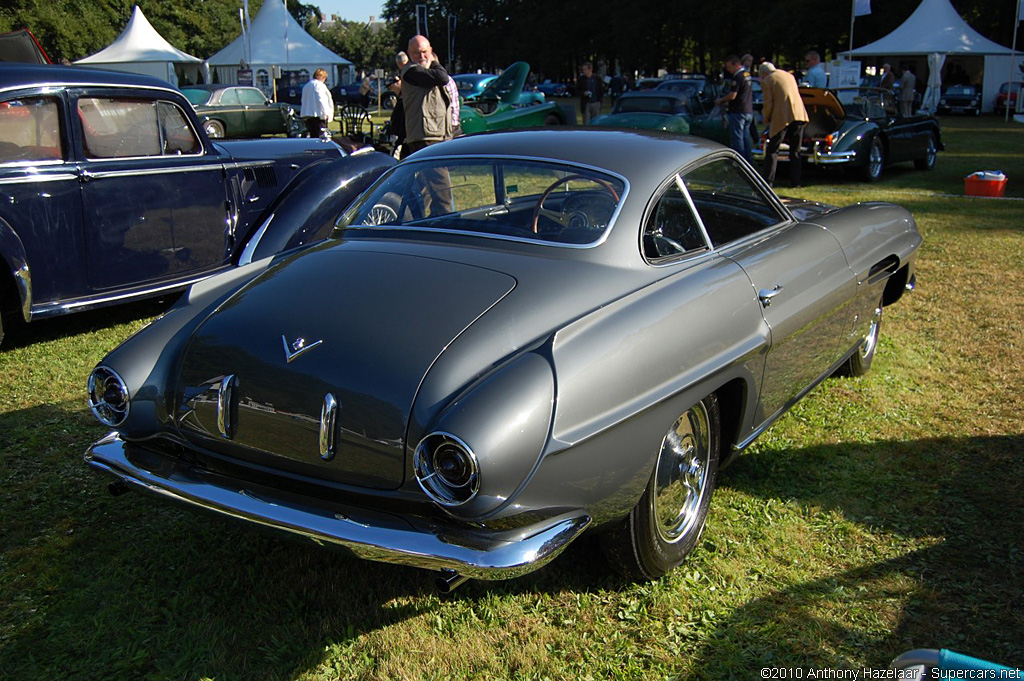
[938,84,981,116]
[0,63,395,345]
[181,84,299,139]
[589,91,729,143]
[332,78,398,110]
[86,129,920,590]
[459,62,569,134]
[754,87,943,182]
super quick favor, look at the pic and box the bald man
[400,35,452,158]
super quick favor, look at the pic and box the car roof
[0,62,177,94]
[407,128,728,187]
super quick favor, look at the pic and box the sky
[313,0,386,23]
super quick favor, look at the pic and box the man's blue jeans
[728,112,753,161]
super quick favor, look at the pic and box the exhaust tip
[435,570,469,594]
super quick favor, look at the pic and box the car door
[74,89,232,292]
[0,90,86,309]
[680,155,856,423]
[237,87,282,136]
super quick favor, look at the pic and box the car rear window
[0,97,63,163]
[337,159,626,246]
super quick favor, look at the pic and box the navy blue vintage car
[0,63,395,344]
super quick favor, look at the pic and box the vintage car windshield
[833,88,894,119]
[945,86,975,95]
[337,158,626,246]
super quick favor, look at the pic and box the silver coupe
[85,129,920,591]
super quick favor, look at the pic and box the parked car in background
[459,62,568,134]
[994,81,1022,112]
[938,85,981,116]
[655,77,721,107]
[86,128,920,591]
[537,79,570,97]
[634,77,664,90]
[453,72,544,105]
[332,78,398,110]
[0,63,395,345]
[181,85,298,139]
[754,87,943,182]
[589,91,728,144]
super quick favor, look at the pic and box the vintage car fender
[0,217,32,323]
[238,150,397,265]
[831,120,883,162]
[91,258,275,437]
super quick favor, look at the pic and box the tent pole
[1009,1,1021,123]
[849,0,856,57]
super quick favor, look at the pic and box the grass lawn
[1,115,1022,680]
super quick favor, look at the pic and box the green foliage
[311,19,399,74]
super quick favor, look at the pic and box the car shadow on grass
[1,296,175,351]
[2,412,1021,678]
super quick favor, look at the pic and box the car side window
[681,157,786,247]
[220,89,241,106]
[237,88,268,105]
[0,97,64,164]
[79,98,161,158]
[642,177,708,261]
[157,102,202,155]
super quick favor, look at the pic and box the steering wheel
[531,175,620,234]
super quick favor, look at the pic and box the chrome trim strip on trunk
[217,374,236,439]
[319,393,338,461]
[85,432,591,581]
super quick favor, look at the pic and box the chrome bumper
[85,432,591,581]
[752,142,856,166]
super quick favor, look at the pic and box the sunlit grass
[1,116,1022,680]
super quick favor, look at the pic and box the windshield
[614,96,687,114]
[337,158,625,246]
[945,86,974,95]
[181,88,212,106]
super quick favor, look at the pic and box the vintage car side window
[157,101,201,155]
[339,159,624,246]
[219,89,241,106]
[79,97,161,158]
[642,177,707,261]
[0,97,63,163]
[681,157,785,248]
[237,88,268,105]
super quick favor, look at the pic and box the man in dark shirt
[714,55,754,161]
[577,62,604,124]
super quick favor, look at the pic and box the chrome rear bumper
[85,432,591,581]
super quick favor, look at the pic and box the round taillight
[88,366,130,427]
[414,433,480,507]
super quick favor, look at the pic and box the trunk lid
[175,246,516,489]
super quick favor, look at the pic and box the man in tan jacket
[759,62,809,188]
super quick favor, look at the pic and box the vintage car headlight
[414,432,480,506]
[88,366,130,427]
[939,98,947,106]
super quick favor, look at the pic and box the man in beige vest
[759,62,809,188]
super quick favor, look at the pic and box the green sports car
[459,62,568,134]
[590,91,729,144]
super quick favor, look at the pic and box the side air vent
[243,166,278,188]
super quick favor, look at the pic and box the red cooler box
[964,171,1007,197]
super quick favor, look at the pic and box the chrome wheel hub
[652,402,711,544]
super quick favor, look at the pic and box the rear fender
[0,218,31,322]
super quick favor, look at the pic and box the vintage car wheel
[839,304,882,377]
[544,114,561,126]
[914,133,937,171]
[602,394,721,580]
[204,120,226,139]
[860,136,885,182]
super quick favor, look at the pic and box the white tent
[208,0,352,94]
[75,6,205,87]
[850,0,1019,113]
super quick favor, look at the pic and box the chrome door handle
[758,285,783,307]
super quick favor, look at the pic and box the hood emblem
[282,335,323,363]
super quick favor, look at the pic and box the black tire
[914,132,937,170]
[543,114,561,126]
[382,92,397,110]
[859,136,884,182]
[602,394,721,580]
[839,303,881,377]
[204,120,225,139]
